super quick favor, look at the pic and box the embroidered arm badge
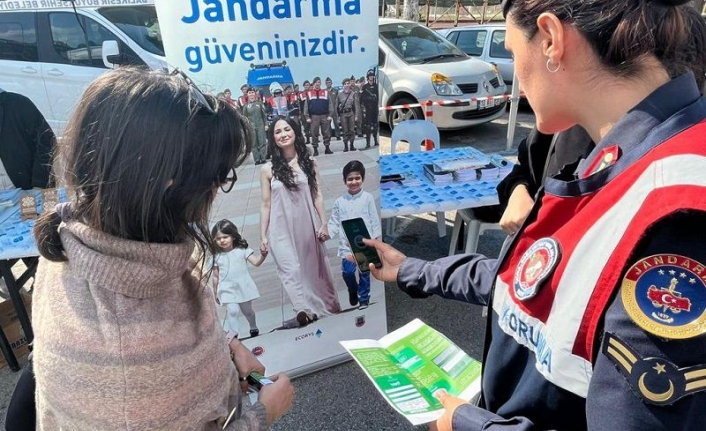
[603,332,706,406]
[621,254,706,339]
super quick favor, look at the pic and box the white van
[0,0,166,136]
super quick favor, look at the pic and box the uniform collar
[577,73,701,175]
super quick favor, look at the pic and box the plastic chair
[387,120,446,237]
[390,120,440,154]
[448,208,502,255]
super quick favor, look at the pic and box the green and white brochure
[340,319,482,425]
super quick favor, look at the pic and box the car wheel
[387,97,425,129]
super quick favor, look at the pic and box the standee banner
[155,0,386,376]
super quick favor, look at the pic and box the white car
[437,23,514,92]
[378,18,507,130]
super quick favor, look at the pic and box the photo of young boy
[325,160,381,310]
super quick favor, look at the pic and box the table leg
[0,324,20,371]
[383,217,397,241]
[465,219,482,254]
[436,211,446,238]
[0,260,34,343]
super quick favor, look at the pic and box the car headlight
[431,73,463,96]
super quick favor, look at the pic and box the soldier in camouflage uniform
[336,77,361,152]
[241,87,268,164]
[326,77,341,141]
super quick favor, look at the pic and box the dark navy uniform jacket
[397,73,706,430]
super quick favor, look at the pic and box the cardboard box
[0,294,32,368]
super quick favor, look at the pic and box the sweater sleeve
[225,400,269,431]
[222,351,269,430]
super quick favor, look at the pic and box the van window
[48,13,140,68]
[0,12,38,62]
[490,30,511,59]
[98,6,164,56]
[455,30,486,57]
[49,13,96,66]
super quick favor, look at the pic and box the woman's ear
[536,12,566,63]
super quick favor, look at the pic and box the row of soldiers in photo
[221,71,379,161]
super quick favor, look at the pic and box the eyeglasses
[220,167,237,193]
[170,68,216,116]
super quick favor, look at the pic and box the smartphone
[341,217,383,272]
[246,372,274,392]
[380,173,404,183]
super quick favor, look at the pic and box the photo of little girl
[211,219,266,338]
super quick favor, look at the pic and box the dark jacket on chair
[0,91,55,190]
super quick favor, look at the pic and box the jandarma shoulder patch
[621,254,706,340]
[602,332,706,406]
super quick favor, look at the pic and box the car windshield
[97,6,164,56]
[380,22,466,64]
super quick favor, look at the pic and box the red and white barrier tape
[379,93,525,111]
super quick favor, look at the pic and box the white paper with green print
[340,319,482,425]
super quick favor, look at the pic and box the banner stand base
[285,352,351,379]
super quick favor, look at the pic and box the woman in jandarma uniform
[368,1,706,430]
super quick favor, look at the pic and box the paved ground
[0,107,537,430]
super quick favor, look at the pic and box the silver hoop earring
[546,58,560,73]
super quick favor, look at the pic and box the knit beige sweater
[32,221,268,430]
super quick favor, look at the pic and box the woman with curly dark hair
[259,116,340,327]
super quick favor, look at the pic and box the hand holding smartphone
[341,217,383,272]
[246,371,274,392]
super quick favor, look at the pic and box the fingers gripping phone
[246,371,274,392]
[341,218,383,272]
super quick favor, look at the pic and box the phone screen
[341,218,382,272]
